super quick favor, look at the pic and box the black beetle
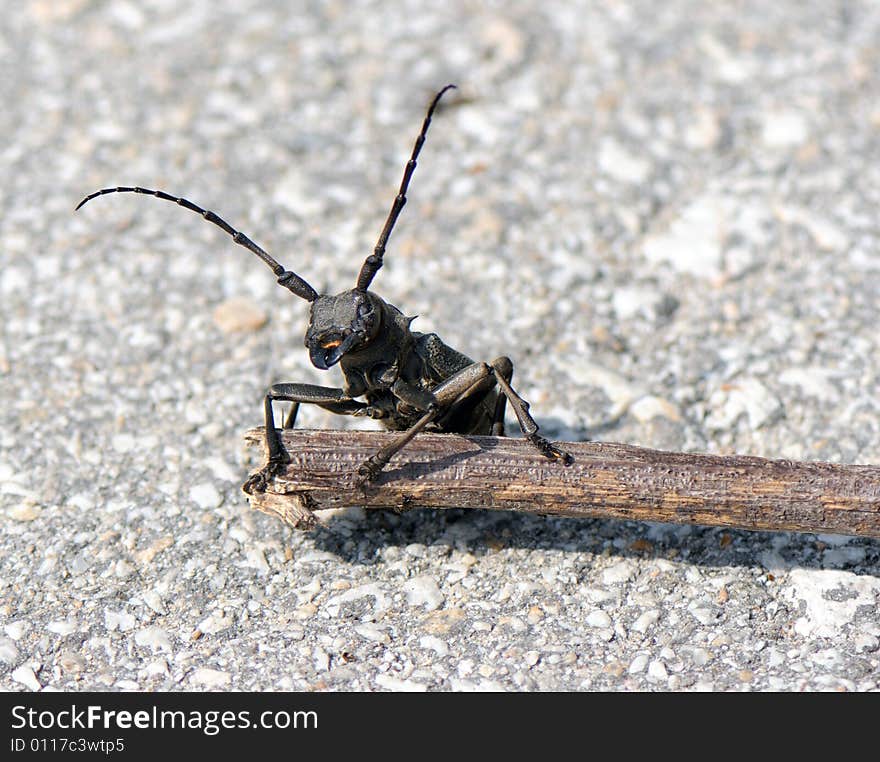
[76,85,573,492]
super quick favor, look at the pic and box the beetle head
[305,289,382,369]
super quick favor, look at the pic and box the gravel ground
[2,0,880,692]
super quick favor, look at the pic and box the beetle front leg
[243,383,368,494]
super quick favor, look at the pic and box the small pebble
[47,619,77,636]
[189,483,223,509]
[403,576,444,611]
[601,561,634,585]
[419,636,449,657]
[0,637,20,664]
[629,654,649,674]
[59,651,85,674]
[5,622,27,640]
[648,660,668,681]
[212,296,268,333]
[354,624,390,644]
[104,610,136,632]
[586,610,612,629]
[197,613,232,635]
[134,626,173,653]
[375,674,427,692]
[631,610,660,634]
[527,606,545,625]
[12,666,42,691]
[190,668,231,689]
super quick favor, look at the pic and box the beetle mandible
[76,85,573,493]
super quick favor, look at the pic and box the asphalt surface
[1,0,880,691]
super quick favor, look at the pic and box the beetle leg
[356,359,572,485]
[243,383,367,494]
[489,356,513,436]
[492,370,573,465]
[356,365,495,485]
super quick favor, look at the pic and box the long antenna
[355,84,457,293]
[75,186,318,302]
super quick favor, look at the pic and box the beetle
[76,84,573,493]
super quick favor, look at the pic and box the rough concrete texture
[2,1,880,691]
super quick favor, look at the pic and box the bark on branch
[241,428,880,537]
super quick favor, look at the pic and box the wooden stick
[241,428,880,536]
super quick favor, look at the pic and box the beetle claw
[242,459,286,495]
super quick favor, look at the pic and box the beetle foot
[242,458,287,495]
[527,433,574,466]
[355,456,388,487]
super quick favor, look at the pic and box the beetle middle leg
[243,383,371,494]
[489,356,512,436]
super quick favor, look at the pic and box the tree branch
[241,428,880,536]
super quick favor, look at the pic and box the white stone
[761,110,809,148]
[687,601,719,626]
[787,569,880,638]
[775,205,848,252]
[190,668,231,689]
[628,654,649,674]
[142,591,166,615]
[197,613,233,635]
[145,659,169,677]
[189,483,223,509]
[47,619,77,636]
[687,647,711,667]
[0,637,19,664]
[601,560,635,585]
[630,396,681,423]
[403,576,444,611]
[12,665,41,691]
[244,548,270,574]
[612,286,654,320]
[375,674,428,692]
[419,635,449,657]
[134,626,173,653]
[112,433,136,453]
[598,138,650,184]
[566,360,642,419]
[706,377,782,431]
[326,583,389,617]
[212,297,267,334]
[647,660,668,680]
[778,367,840,402]
[110,1,145,29]
[631,610,660,634]
[274,170,326,216]
[854,633,879,653]
[643,196,725,278]
[586,610,612,628]
[104,610,136,632]
[355,624,390,644]
[685,107,721,150]
[313,647,330,673]
[5,621,27,640]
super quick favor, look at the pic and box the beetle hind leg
[491,366,574,465]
